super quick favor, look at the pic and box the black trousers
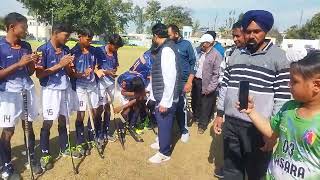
[223,116,272,180]
[191,78,217,130]
[191,78,202,121]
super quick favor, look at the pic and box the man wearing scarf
[213,10,291,179]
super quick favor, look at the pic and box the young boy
[0,12,42,179]
[113,71,147,132]
[36,23,77,170]
[95,34,124,142]
[70,28,100,156]
[238,51,320,179]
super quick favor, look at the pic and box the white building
[26,15,51,41]
[281,39,320,51]
[182,26,192,40]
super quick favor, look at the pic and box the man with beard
[211,21,246,179]
[213,10,291,179]
[148,23,181,164]
[166,24,196,143]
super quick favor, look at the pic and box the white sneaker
[148,152,171,164]
[181,133,190,143]
[150,141,160,150]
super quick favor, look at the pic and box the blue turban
[242,10,274,32]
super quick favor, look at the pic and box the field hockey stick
[108,82,126,150]
[65,96,78,174]
[22,89,35,180]
[85,90,105,158]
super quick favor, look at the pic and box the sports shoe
[150,142,160,150]
[76,145,90,157]
[96,138,105,151]
[30,160,43,175]
[198,127,205,135]
[181,132,190,143]
[1,163,20,180]
[60,148,82,158]
[134,128,144,135]
[106,135,117,143]
[40,155,53,170]
[213,168,224,178]
[148,152,171,164]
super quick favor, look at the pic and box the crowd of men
[0,9,320,180]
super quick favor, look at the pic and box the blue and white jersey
[129,50,153,84]
[0,38,34,92]
[70,44,97,89]
[37,41,70,90]
[96,45,119,89]
[117,71,147,92]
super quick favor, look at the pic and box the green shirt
[267,100,320,180]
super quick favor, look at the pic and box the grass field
[10,41,218,180]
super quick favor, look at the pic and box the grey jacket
[195,47,223,94]
[217,41,291,122]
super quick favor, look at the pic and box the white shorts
[75,87,99,111]
[0,87,39,127]
[42,87,77,121]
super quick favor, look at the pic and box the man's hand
[183,82,192,93]
[82,67,92,78]
[159,105,168,113]
[59,54,74,67]
[105,69,116,76]
[18,54,33,67]
[260,135,277,152]
[213,116,224,135]
[114,106,123,114]
[96,69,105,78]
[30,53,40,63]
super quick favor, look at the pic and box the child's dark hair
[52,23,73,34]
[77,27,94,38]
[168,24,181,36]
[131,77,145,93]
[152,23,169,38]
[4,12,27,31]
[290,50,320,79]
[108,34,124,47]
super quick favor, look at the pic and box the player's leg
[0,127,17,179]
[0,91,25,178]
[39,88,60,170]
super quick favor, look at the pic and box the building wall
[26,16,51,40]
[281,39,320,51]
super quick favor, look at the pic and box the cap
[199,34,214,43]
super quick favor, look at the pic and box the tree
[285,12,320,39]
[0,17,5,31]
[18,0,133,36]
[133,5,144,34]
[192,20,200,35]
[144,0,161,26]
[161,6,193,28]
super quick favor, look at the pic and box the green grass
[28,40,147,74]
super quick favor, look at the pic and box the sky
[1,0,319,32]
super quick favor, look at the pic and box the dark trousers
[191,78,217,130]
[175,94,188,134]
[156,102,177,156]
[191,78,202,121]
[223,116,272,180]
